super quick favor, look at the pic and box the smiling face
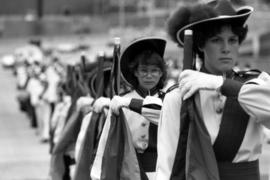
[199,25,240,75]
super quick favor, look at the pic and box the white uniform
[91,90,163,180]
[156,72,270,180]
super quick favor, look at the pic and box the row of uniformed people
[14,37,161,180]
[89,37,167,180]
[14,39,45,129]
[13,40,66,144]
[49,53,117,180]
[65,1,270,180]
[10,35,169,180]
[11,0,270,179]
[48,37,168,180]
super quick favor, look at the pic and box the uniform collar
[200,66,234,78]
[135,86,159,98]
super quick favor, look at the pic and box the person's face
[134,64,163,91]
[200,25,240,75]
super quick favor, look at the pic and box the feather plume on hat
[166,5,191,45]
[166,4,216,47]
[166,0,253,46]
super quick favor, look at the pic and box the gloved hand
[110,96,131,115]
[93,97,111,113]
[76,96,94,111]
[179,70,224,100]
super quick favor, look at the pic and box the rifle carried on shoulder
[73,51,107,180]
[171,29,220,180]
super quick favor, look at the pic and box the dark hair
[193,22,248,60]
[128,50,167,89]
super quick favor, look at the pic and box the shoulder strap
[166,83,179,93]
[158,90,166,100]
[213,72,260,162]
[237,69,261,80]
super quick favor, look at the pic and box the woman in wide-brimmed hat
[156,0,270,180]
[92,37,167,179]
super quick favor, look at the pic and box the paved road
[0,34,113,180]
[0,67,50,180]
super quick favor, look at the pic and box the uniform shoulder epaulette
[237,69,261,77]
[235,69,261,81]
[165,83,179,93]
[157,90,166,100]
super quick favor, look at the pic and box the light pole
[37,0,43,19]
[33,0,44,36]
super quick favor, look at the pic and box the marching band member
[156,1,270,180]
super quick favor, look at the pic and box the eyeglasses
[137,67,162,77]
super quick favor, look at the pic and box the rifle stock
[80,52,87,69]
[96,51,105,98]
[171,29,195,180]
[179,29,220,180]
[110,37,121,97]
[183,29,194,70]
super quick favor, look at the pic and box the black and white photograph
[0,0,269,180]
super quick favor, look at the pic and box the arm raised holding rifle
[156,1,270,180]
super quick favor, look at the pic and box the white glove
[110,96,131,115]
[179,70,224,100]
[93,97,111,113]
[76,96,94,111]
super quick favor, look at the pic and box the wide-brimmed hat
[120,37,166,87]
[87,61,112,97]
[167,0,253,46]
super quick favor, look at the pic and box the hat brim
[177,6,253,45]
[120,37,166,87]
[87,62,112,97]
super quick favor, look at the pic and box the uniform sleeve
[155,89,182,180]
[129,96,163,125]
[238,72,270,128]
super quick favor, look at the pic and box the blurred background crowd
[0,0,270,70]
